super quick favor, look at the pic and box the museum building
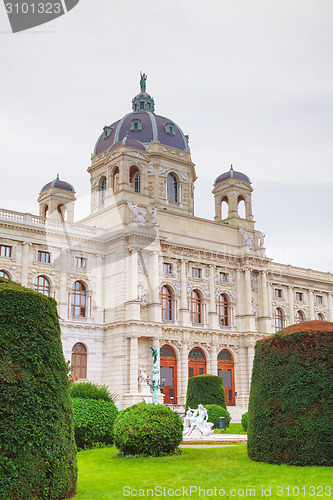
[0,75,332,410]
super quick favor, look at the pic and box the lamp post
[147,346,165,404]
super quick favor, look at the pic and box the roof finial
[56,173,59,180]
[230,165,234,177]
[140,71,147,92]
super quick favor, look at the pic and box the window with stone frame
[192,267,202,279]
[296,292,303,301]
[38,250,50,264]
[0,245,12,258]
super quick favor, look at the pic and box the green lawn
[75,445,332,499]
[214,422,247,434]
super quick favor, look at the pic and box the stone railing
[0,208,98,235]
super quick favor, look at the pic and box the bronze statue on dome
[140,72,147,92]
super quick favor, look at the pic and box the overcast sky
[0,0,332,272]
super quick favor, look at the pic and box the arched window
[57,203,67,222]
[71,281,86,317]
[129,166,140,193]
[113,167,119,193]
[217,350,235,406]
[218,293,229,326]
[34,275,50,296]
[296,310,304,323]
[188,347,206,378]
[0,270,10,279]
[71,343,87,379]
[237,196,246,218]
[317,313,324,321]
[167,173,178,203]
[43,205,48,218]
[99,176,107,205]
[160,345,177,404]
[161,285,173,321]
[221,196,228,220]
[274,307,283,332]
[191,289,202,324]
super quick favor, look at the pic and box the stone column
[129,337,139,393]
[308,290,315,320]
[210,343,218,376]
[208,265,219,329]
[258,271,271,333]
[328,294,333,322]
[21,242,31,286]
[247,341,255,392]
[288,286,294,326]
[148,251,161,322]
[180,342,188,405]
[179,260,190,326]
[125,247,140,320]
[243,269,256,332]
[236,344,249,407]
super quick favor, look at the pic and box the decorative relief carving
[252,300,258,316]
[127,202,148,227]
[138,285,147,305]
[251,273,258,291]
[186,282,193,296]
[147,164,154,175]
[159,182,165,197]
[201,284,209,299]
[173,280,181,295]
[159,166,169,177]
[240,228,255,250]
[138,252,149,274]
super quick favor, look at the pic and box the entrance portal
[217,350,235,405]
[160,345,177,404]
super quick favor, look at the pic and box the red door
[188,347,206,378]
[217,350,235,405]
[160,345,177,404]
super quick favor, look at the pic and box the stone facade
[1,80,332,410]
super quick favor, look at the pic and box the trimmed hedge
[114,402,183,456]
[70,381,116,402]
[185,375,226,411]
[248,321,333,466]
[241,412,248,432]
[0,278,77,499]
[205,404,231,428]
[72,397,118,449]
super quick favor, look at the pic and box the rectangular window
[38,251,50,264]
[220,272,229,283]
[296,292,303,301]
[192,267,202,279]
[316,295,323,305]
[275,288,282,298]
[163,263,172,274]
[0,245,12,257]
[75,257,87,269]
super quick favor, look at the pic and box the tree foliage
[0,277,77,499]
[248,321,333,466]
[185,375,226,411]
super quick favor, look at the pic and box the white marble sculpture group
[183,404,214,439]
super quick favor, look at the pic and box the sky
[0,0,332,272]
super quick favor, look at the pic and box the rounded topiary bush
[205,404,230,429]
[185,375,226,411]
[72,397,118,449]
[248,321,333,466]
[114,402,183,456]
[0,278,77,499]
[241,412,248,432]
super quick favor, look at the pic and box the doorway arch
[188,347,206,379]
[160,345,177,404]
[217,349,235,406]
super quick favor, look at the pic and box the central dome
[93,74,189,156]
